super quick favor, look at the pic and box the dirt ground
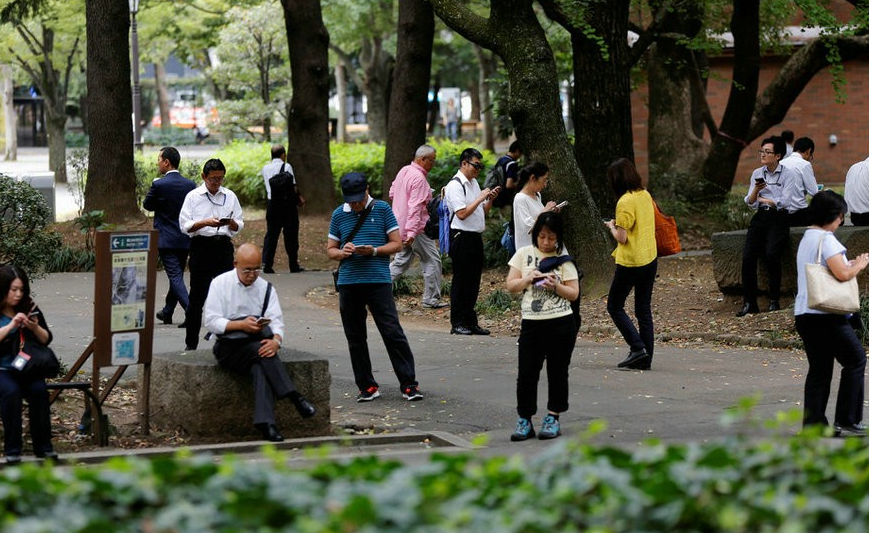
[47,213,802,453]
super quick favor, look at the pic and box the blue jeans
[159,248,189,317]
[338,283,417,392]
[607,259,657,358]
[0,370,53,456]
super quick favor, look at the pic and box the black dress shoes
[255,423,284,442]
[156,310,172,325]
[736,302,760,317]
[451,326,473,335]
[263,267,276,274]
[294,397,316,419]
[768,300,780,312]
[617,349,650,369]
[177,320,187,329]
[470,325,490,335]
[290,265,306,273]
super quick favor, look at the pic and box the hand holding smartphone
[255,317,271,326]
[555,200,569,209]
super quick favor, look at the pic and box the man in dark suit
[143,146,197,326]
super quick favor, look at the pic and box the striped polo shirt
[328,198,399,285]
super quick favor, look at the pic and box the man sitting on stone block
[204,243,315,442]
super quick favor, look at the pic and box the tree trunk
[698,0,760,201]
[475,45,497,152]
[335,63,347,143]
[45,113,67,183]
[359,37,394,143]
[83,0,138,223]
[540,0,633,216]
[382,0,434,198]
[154,62,171,131]
[281,0,334,213]
[428,0,612,290]
[1,65,16,161]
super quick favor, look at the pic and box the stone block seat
[145,348,331,439]
[712,225,869,295]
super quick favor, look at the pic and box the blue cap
[340,172,368,202]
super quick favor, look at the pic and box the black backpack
[424,196,441,239]
[268,163,296,203]
[484,159,514,208]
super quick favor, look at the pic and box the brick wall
[631,54,869,189]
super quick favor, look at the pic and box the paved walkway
[38,268,811,460]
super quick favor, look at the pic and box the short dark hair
[531,211,565,254]
[271,145,286,159]
[508,140,522,155]
[0,264,32,314]
[794,137,815,154]
[781,130,795,143]
[761,136,786,157]
[202,158,226,177]
[807,189,847,227]
[460,148,483,164]
[160,146,180,169]
[515,161,549,191]
[607,158,644,198]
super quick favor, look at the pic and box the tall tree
[0,0,84,183]
[280,0,334,213]
[82,0,138,222]
[382,0,434,195]
[427,0,612,287]
[540,0,634,214]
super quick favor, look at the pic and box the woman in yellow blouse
[603,159,657,370]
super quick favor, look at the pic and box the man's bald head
[234,243,263,285]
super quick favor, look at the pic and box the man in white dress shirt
[781,137,818,227]
[845,155,869,226]
[205,243,315,442]
[178,158,244,350]
[261,144,305,273]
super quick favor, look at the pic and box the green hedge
[135,140,498,209]
[3,428,869,532]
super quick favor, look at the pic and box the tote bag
[653,199,681,257]
[805,233,860,314]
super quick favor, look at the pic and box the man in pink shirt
[389,145,448,309]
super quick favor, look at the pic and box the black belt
[192,235,231,242]
[758,205,788,212]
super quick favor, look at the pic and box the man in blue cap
[327,172,424,403]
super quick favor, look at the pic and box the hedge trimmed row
[3,429,868,532]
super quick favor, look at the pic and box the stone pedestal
[144,349,330,439]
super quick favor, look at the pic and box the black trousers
[607,259,657,359]
[516,315,577,419]
[448,230,483,328]
[262,199,300,270]
[796,313,866,428]
[338,283,418,392]
[851,212,869,226]
[741,210,790,303]
[0,370,52,456]
[214,338,298,425]
[186,236,234,349]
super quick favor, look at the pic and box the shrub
[4,428,869,532]
[476,288,518,316]
[0,175,62,275]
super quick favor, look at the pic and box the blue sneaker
[510,417,535,441]
[538,414,561,440]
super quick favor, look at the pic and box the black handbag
[12,329,60,379]
[333,203,374,291]
[215,283,274,342]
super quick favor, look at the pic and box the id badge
[12,352,31,371]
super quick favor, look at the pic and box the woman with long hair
[795,190,868,436]
[604,158,657,370]
[506,212,580,441]
[0,264,57,464]
[512,161,558,251]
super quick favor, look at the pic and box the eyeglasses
[758,150,775,156]
[240,267,261,274]
[466,161,484,171]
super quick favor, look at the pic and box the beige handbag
[805,233,860,314]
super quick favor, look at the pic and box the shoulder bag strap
[815,232,826,265]
[261,282,273,317]
[338,202,375,269]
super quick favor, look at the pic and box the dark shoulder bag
[216,282,274,341]
[332,203,374,291]
[12,329,60,380]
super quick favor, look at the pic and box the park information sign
[94,230,158,368]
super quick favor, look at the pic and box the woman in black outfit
[0,265,57,464]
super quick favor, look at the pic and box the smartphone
[218,217,232,226]
[256,317,271,326]
[556,200,569,209]
[28,311,40,317]
[755,177,765,184]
